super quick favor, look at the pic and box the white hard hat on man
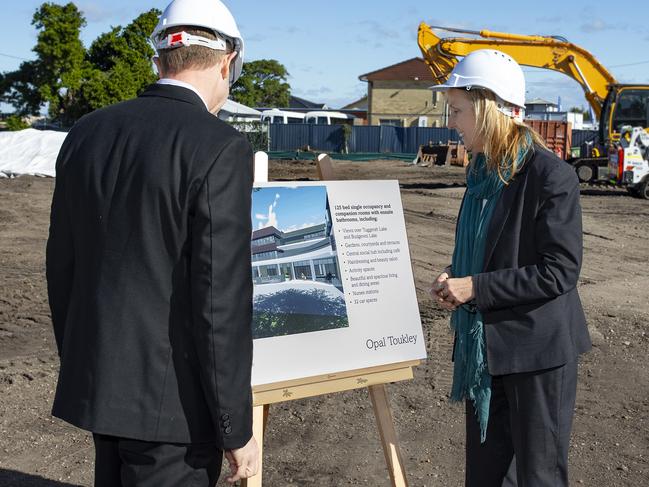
[431,49,526,120]
[151,0,244,85]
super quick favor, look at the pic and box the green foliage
[5,115,30,131]
[0,63,42,116]
[230,59,291,108]
[229,121,269,152]
[251,287,348,339]
[341,124,352,154]
[569,105,592,122]
[0,3,160,126]
[70,9,160,118]
[252,311,348,340]
[31,2,87,123]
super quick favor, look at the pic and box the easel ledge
[253,360,422,406]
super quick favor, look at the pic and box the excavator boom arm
[417,22,617,118]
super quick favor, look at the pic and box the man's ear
[153,56,163,79]
[220,52,238,82]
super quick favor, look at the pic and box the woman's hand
[431,267,457,311]
[439,276,475,306]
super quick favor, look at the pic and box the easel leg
[240,404,269,487]
[369,384,409,487]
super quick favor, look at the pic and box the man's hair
[157,25,231,75]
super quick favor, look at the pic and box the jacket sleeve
[46,142,75,357]
[473,163,583,312]
[190,134,254,450]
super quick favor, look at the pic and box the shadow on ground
[0,470,82,487]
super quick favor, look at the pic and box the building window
[379,119,402,127]
[293,260,313,280]
[258,264,279,278]
[252,251,278,261]
[280,262,294,281]
[314,258,338,281]
[302,230,325,240]
[252,235,277,247]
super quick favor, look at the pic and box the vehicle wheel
[576,163,594,183]
[639,178,649,200]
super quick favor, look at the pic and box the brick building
[359,57,447,127]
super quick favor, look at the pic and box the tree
[31,2,87,123]
[569,105,592,122]
[0,3,160,126]
[69,9,160,119]
[0,62,42,116]
[230,59,291,108]
[0,2,85,119]
[5,115,30,131]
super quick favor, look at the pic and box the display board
[250,180,426,386]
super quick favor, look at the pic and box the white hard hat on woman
[431,49,526,121]
[151,0,244,85]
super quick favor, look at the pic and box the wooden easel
[244,152,421,487]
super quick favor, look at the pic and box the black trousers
[465,359,578,487]
[93,434,222,487]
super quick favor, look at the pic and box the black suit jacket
[470,146,591,375]
[46,84,254,449]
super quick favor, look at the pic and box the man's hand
[224,436,259,484]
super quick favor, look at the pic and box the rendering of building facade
[251,208,342,289]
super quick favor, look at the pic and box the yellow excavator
[417,23,649,197]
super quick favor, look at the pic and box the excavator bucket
[417,22,457,84]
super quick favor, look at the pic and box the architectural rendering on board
[251,205,342,290]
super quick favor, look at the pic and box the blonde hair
[465,88,547,183]
[157,26,231,75]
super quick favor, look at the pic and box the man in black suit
[46,1,258,485]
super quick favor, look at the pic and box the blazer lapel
[482,147,536,269]
[482,175,522,270]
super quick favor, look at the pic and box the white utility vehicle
[608,126,649,199]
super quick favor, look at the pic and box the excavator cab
[603,87,649,198]
[601,86,649,144]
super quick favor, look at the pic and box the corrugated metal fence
[571,129,599,148]
[269,124,459,153]
[268,124,601,156]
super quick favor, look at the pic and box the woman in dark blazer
[430,50,591,487]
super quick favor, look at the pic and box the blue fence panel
[404,127,459,153]
[269,124,462,154]
[269,123,310,151]
[379,126,404,153]
[349,126,381,152]
[571,129,599,147]
[310,125,344,152]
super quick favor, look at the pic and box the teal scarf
[449,153,509,443]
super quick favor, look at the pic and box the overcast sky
[3,0,649,113]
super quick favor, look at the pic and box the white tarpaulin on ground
[0,128,67,178]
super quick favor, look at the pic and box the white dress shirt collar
[157,78,209,110]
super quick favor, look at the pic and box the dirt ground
[0,159,647,486]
